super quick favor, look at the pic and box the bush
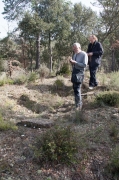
[95,91,119,107]
[13,74,27,85]
[0,78,14,86]
[107,71,119,90]
[27,72,38,83]
[56,62,71,76]
[38,63,50,81]
[109,123,119,139]
[0,113,17,131]
[34,126,78,165]
[53,77,65,90]
[107,145,119,177]
[73,110,89,124]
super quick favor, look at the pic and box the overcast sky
[0,0,99,38]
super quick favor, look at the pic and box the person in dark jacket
[87,35,104,89]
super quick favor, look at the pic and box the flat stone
[17,118,54,128]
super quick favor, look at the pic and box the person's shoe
[76,105,82,111]
[89,86,94,90]
[76,107,79,111]
[79,105,82,111]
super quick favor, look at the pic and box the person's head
[72,43,81,53]
[89,35,98,43]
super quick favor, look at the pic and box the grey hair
[73,42,81,49]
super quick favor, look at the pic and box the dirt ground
[0,76,119,180]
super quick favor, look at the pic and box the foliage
[0,77,14,86]
[0,37,18,59]
[0,113,17,131]
[73,110,89,124]
[13,74,27,85]
[53,77,65,90]
[107,71,119,90]
[34,126,78,165]
[109,123,119,140]
[0,59,5,71]
[107,145,119,177]
[95,91,119,107]
[56,62,71,76]
[38,63,50,81]
[27,72,38,83]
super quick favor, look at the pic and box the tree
[2,0,30,20]
[19,11,48,69]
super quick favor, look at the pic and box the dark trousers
[89,64,99,87]
[73,82,82,107]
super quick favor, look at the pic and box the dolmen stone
[17,118,54,128]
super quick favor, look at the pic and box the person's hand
[69,59,76,64]
[87,52,93,56]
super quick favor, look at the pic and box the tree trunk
[111,49,115,71]
[35,34,40,69]
[49,33,52,73]
[21,38,26,68]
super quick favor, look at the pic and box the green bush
[38,63,50,81]
[56,62,71,76]
[109,123,119,139]
[34,126,78,165]
[0,78,14,86]
[0,80,4,86]
[107,145,119,177]
[108,72,119,90]
[0,113,17,131]
[13,75,27,85]
[53,78,65,90]
[28,72,38,83]
[95,91,119,107]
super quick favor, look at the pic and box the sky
[0,0,100,39]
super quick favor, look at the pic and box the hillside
[0,76,119,180]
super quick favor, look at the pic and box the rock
[16,118,54,128]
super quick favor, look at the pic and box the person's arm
[92,42,104,56]
[75,53,88,68]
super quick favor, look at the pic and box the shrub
[0,80,4,86]
[0,113,17,131]
[95,91,119,107]
[73,110,89,124]
[0,58,4,71]
[56,62,71,76]
[53,77,65,90]
[0,78,14,86]
[38,63,50,81]
[13,74,27,85]
[34,126,78,165]
[107,72,119,90]
[107,145,119,177]
[27,72,38,83]
[109,123,119,139]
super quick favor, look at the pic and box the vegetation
[34,126,78,164]
[0,113,17,131]
[107,145,119,178]
[0,0,119,178]
[95,91,119,107]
